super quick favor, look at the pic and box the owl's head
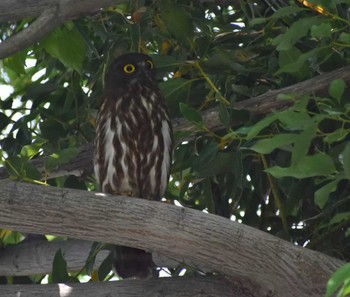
[105,53,156,88]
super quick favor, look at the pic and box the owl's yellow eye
[124,64,135,73]
[146,60,154,69]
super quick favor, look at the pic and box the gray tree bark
[0,179,344,297]
[0,276,240,297]
[0,238,178,276]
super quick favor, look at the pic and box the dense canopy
[0,1,350,296]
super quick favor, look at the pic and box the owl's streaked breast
[94,88,172,200]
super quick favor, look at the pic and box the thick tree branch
[1,64,349,180]
[0,276,240,297]
[0,179,344,297]
[0,239,178,276]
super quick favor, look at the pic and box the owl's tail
[114,246,154,279]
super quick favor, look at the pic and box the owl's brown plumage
[94,53,173,278]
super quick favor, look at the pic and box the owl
[94,53,173,278]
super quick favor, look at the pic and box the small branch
[0,179,344,297]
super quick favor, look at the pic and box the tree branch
[0,7,60,59]
[0,238,178,276]
[0,0,119,22]
[2,64,349,180]
[0,0,122,59]
[0,179,344,297]
[0,276,241,297]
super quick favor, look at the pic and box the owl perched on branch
[94,53,173,278]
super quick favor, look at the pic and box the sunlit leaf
[266,154,337,179]
[326,263,350,297]
[41,23,85,73]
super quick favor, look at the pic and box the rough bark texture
[0,179,344,297]
[0,276,241,297]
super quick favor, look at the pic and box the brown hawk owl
[94,53,173,278]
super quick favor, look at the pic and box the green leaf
[193,141,218,169]
[202,179,215,213]
[339,32,350,44]
[20,142,45,160]
[266,153,337,179]
[341,142,350,180]
[179,103,203,125]
[329,79,345,103]
[272,17,319,51]
[51,249,70,283]
[3,50,27,75]
[45,147,79,172]
[98,251,114,281]
[326,263,350,297]
[248,134,298,154]
[277,47,323,74]
[194,152,236,177]
[314,179,340,208]
[41,23,85,73]
[219,103,230,128]
[329,212,350,226]
[291,124,317,165]
[270,6,306,19]
[246,113,279,140]
[310,23,332,39]
[324,128,348,144]
[160,2,194,46]
[159,78,190,107]
[0,112,11,131]
[5,156,41,180]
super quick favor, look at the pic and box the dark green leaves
[159,1,194,46]
[179,103,203,126]
[51,249,71,283]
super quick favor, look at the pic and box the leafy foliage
[0,0,350,292]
